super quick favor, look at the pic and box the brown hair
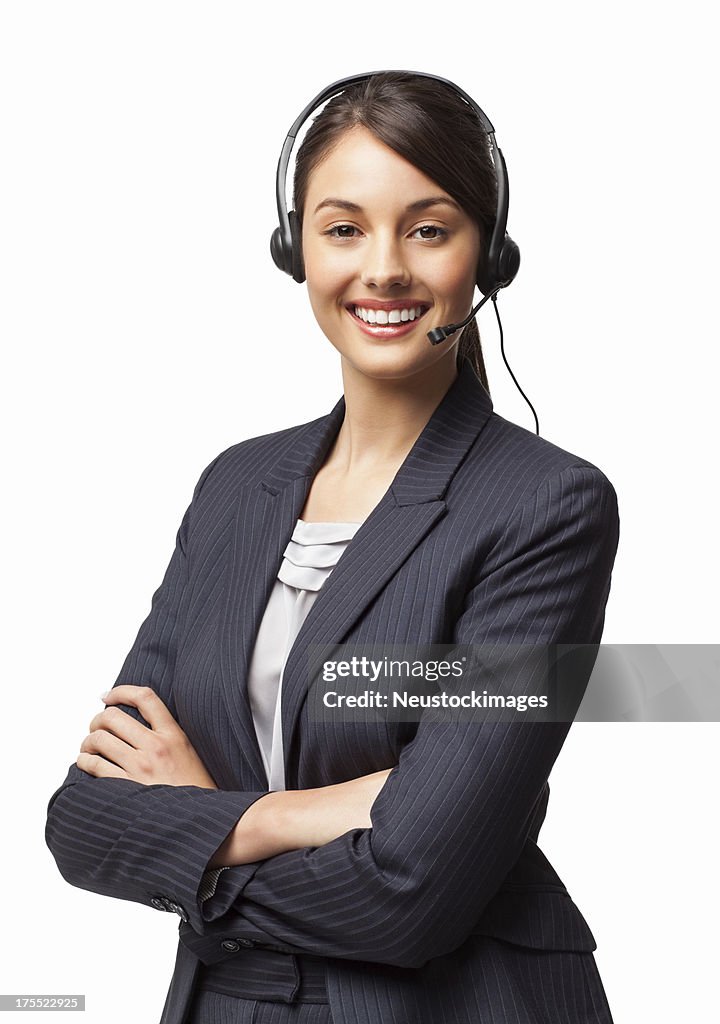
[292,71,498,395]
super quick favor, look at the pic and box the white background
[1,2,717,1021]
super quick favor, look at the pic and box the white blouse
[247,517,363,791]
[197,516,363,904]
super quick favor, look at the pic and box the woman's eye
[325,224,359,239]
[414,225,448,241]
[323,224,448,241]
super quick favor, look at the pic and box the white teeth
[353,305,425,325]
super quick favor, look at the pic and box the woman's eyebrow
[313,196,461,216]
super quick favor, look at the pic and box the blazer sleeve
[179,463,620,969]
[44,450,269,937]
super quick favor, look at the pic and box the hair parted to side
[292,71,498,395]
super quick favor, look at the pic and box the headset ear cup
[476,260,491,297]
[477,235,521,295]
[288,209,306,283]
[270,225,289,275]
[497,236,520,288]
[476,250,495,296]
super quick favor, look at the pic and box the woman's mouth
[345,303,431,339]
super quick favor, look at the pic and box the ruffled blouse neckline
[277,518,363,592]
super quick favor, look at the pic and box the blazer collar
[218,358,494,788]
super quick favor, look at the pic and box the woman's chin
[337,339,455,382]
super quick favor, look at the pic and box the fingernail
[100,690,110,700]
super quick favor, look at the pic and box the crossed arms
[45,458,619,970]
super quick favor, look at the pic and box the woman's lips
[345,306,431,338]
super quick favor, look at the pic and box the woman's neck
[329,350,459,475]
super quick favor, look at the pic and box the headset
[269,70,538,433]
[270,70,520,299]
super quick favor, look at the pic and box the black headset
[269,70,520,298]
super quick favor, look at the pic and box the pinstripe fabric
[187,990,334,1023]
[45,358,619,1024]
[197,954,330,1004]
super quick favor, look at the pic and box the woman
[45,71,620,1024]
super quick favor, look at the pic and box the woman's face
[301,125,481,381]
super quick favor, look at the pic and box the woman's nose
[359,234,411,290]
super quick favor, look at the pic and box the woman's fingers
[87,705,149,748]
[77,684,219,788]
[75,752,126,779]
[100,684,179,733]
[77,727,135,778]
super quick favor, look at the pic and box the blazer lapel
[217,399,346,786]
[218,359,494,787]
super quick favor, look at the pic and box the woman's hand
[76,684,219,789]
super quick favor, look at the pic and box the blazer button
[150,897,166,910]
[221,940,241,952]
[164,901,189,923]
[237,938,254,948]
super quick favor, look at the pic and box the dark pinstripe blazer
[45,357,620,1024]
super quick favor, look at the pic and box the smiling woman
[304,132,482,376]
[45,71,620,1024]
[294,81,496,392]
